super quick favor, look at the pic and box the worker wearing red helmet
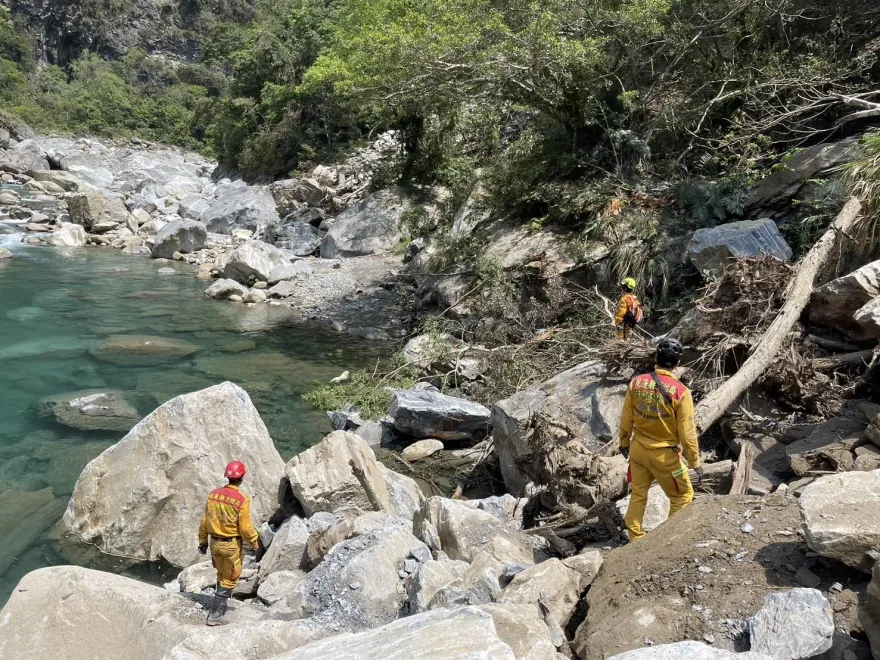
[197,461,263,626]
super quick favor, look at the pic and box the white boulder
[63,382,286,567]
[40,222,87,247]
[205,278,249,300]
[498,558,582,627]
[320,188,412,258]
[607,642,773,660]
[223,240,289,283]
[798,469,880,572]
[748,588,834,659]
[268,606,516,659]
[152,219,207,259]
[285,430,395,517]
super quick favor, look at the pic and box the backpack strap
[650,371,674,409]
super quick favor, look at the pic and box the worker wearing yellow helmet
[615,277,643,341]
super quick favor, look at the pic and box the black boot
[206,585,232,626]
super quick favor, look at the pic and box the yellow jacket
[198,484,259,546]
[618,369,701,468]
[615,293,636,327]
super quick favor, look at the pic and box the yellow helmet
[622,277,637,290]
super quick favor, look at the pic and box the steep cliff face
[6,0,254,65]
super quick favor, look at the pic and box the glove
[616,325,623,333]
[694,466,704,485]
[619,447,629,460]
[198,542,208,555]
[254,540,266,562]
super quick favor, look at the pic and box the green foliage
[841,131,880,258]
[675,176,751,228]
[0,49,212,151]
[303,369,417,421]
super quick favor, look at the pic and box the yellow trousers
[616,326,631,341]
[624,440,694,542]
[210,538,243,590]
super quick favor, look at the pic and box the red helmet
[224,461,246,479]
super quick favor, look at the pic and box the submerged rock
[0,247,13,259]
[38,389,140,433]
[89,334,201,366]
[63,382,285,567]
[205,278,249,301]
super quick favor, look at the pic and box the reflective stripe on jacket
[618,369,701,469]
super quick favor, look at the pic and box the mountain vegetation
[2,0,879,224]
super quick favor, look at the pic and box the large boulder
[269,526,428,633]
[479,603,558,660]
[285,430,395,517]
[223,240,290,283]
[89,334,201,366]
[379,463,425,521]
[810,260,880,339]
[67,190,130,230]
[747,138,860,212]
[258,515,310,581]
[607,642,773,660]
[60,152,117,188]
[201,187,280,237]
[687,219,792,275]
[178,194,211,221]
[37,389,140,433]
[269,178,329,216]
[268,219,325,256]
[63,382,286,567]
[32,169,81,191]
[748,588,834,660]
[483,220,578,274]
[151,219,207,259]
[492,360,627,495]
[407,557,470,614]
[166,619,327,660]
[0,149,50,174]
[798,469,880,572]
[0,566,249,660]
[320,188,412,258]
[39,222,87,247]
[498,558,583,628]
[854,296,880,338]
[268,606,516,659]
[414,496,536,565]
[390,389,491,441]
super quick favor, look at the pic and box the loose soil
[576,495,869,659]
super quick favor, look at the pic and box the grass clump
[303,368,418,421]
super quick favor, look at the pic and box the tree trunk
[694,197,863,433]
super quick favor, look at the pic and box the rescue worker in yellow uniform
[618,339,704,542]
[615,278,640,341]
[198,460,263,625]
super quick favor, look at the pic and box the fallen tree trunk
[694,197,863,433]
[812,347,877,371]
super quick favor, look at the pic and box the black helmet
[656,338,684,367]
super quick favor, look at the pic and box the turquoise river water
[0,233,383,606]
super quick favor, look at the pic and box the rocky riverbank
[0,370,879,660]
[0,127,413,334]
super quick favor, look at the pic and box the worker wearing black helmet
[618,339,703,541]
